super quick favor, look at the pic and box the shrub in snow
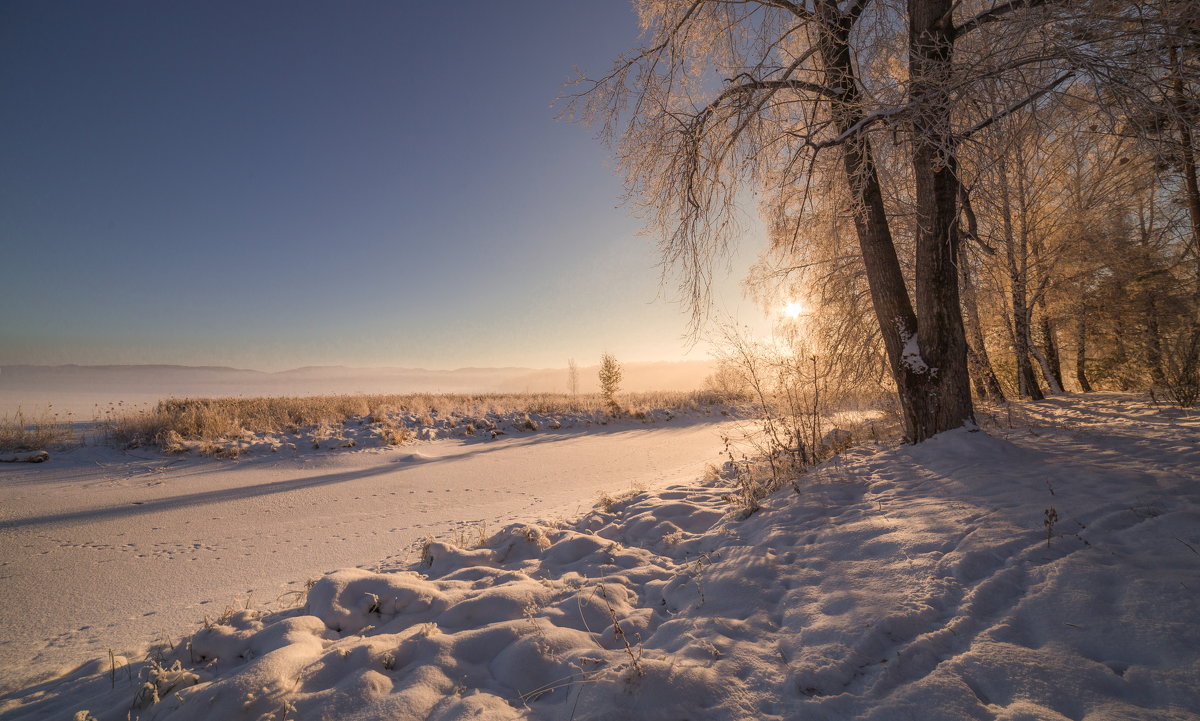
[132,659,199,709]
[156,430,188,455]
[599,353,623,410]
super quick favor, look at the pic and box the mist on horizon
[0,360,720,417]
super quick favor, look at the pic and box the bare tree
[958,187,1007,401]
[567,358,579,396]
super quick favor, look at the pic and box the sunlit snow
[1,394,1198,720]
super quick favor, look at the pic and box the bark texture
[904,0,976,438]
[815,4,943,442]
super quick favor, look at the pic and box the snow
[2,393,1199,720]
[0,414,739,695]
[897,321,931,375]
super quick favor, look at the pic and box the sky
[0,1,772,372]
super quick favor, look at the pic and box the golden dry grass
[105,390,731,447]
[0,408,74,451]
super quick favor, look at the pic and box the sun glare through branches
[783,301,808,319]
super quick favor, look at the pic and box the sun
[783,301,807,319]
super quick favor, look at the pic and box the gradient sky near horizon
[1,1,771,372]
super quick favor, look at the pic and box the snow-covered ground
[3,393,1199,720]
[0,415,740,697]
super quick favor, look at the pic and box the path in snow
[0,420,740,692]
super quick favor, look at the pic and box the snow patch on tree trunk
[897,320,932,375]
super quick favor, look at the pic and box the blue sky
[1,1,768,371]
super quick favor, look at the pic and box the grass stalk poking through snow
[596,585,644,678]
[1044,507,1059,548]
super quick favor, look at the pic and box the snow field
[0,417,741,694]
[2,393,1198,720]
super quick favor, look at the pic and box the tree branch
[958,69,1076,140]
[716,77,844,104]
[953,0,1052,40]
[786,105,910,150]
[571,0,706,97]
[844,0,873,23]
[760,0,816,21]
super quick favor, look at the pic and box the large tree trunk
[906,0,976,437]
[814,4,966,443]
[810,0,975,442]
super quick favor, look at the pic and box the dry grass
[105,391,730,447]
[0,407,74,451]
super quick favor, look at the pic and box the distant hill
[0,361,716,417]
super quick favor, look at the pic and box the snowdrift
[3,394,1198,720]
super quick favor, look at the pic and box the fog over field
[0,361,716,417]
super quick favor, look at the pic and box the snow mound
[3,395,1198,720]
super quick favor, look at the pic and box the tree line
[568,0,1199,439]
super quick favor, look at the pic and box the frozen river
[0,419,739,692]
